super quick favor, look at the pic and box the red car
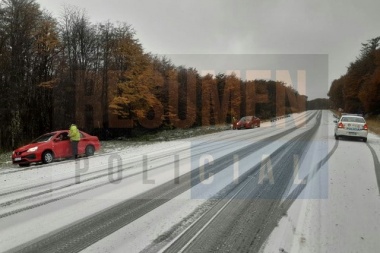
[236,116,261,129]
[12,130,101,167]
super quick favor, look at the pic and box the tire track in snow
[157,112,322,253]
[6,112,318,253]
[0,129,268,214]
[366,143,380,194]
[0,112,317,218]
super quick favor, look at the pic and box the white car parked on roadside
[334,114,368,142]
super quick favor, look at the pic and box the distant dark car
[12,130,101,167]
[236,116,260,129]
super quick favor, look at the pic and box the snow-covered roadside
[260,111,380,253]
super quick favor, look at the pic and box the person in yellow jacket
[68,124,81,159]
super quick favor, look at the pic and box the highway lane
[260,111,380,253]
[1,111,325,252]
[157,111,322,253]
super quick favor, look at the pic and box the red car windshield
[31,133,55,143]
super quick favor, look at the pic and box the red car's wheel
[42,151,54,164]
[85,145,95,156]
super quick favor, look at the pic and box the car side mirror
[53,138,61,142]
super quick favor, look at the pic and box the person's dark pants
[71,141,79,159]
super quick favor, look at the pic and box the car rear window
[341,117,365,123]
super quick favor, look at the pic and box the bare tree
[0,0,56,148]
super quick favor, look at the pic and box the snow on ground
[79,112,317,253]
[0,112,314,252]
[2,111,379,253]
[260,111,380,253]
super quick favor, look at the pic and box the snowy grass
[366,116,380,135]
[0,152,11,166]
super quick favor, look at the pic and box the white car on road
[334,114,368,142]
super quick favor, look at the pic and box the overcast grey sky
[36,0,380,100]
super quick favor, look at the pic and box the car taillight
[363,124,368,130]
[338,122,344,128]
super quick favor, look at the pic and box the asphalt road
[2,110,379,253]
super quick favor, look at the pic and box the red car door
[52,132,71,158]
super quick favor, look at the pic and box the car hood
[14,142,48,152]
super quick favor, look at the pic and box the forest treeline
[0,0,306,149]
[328,37,380,114]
